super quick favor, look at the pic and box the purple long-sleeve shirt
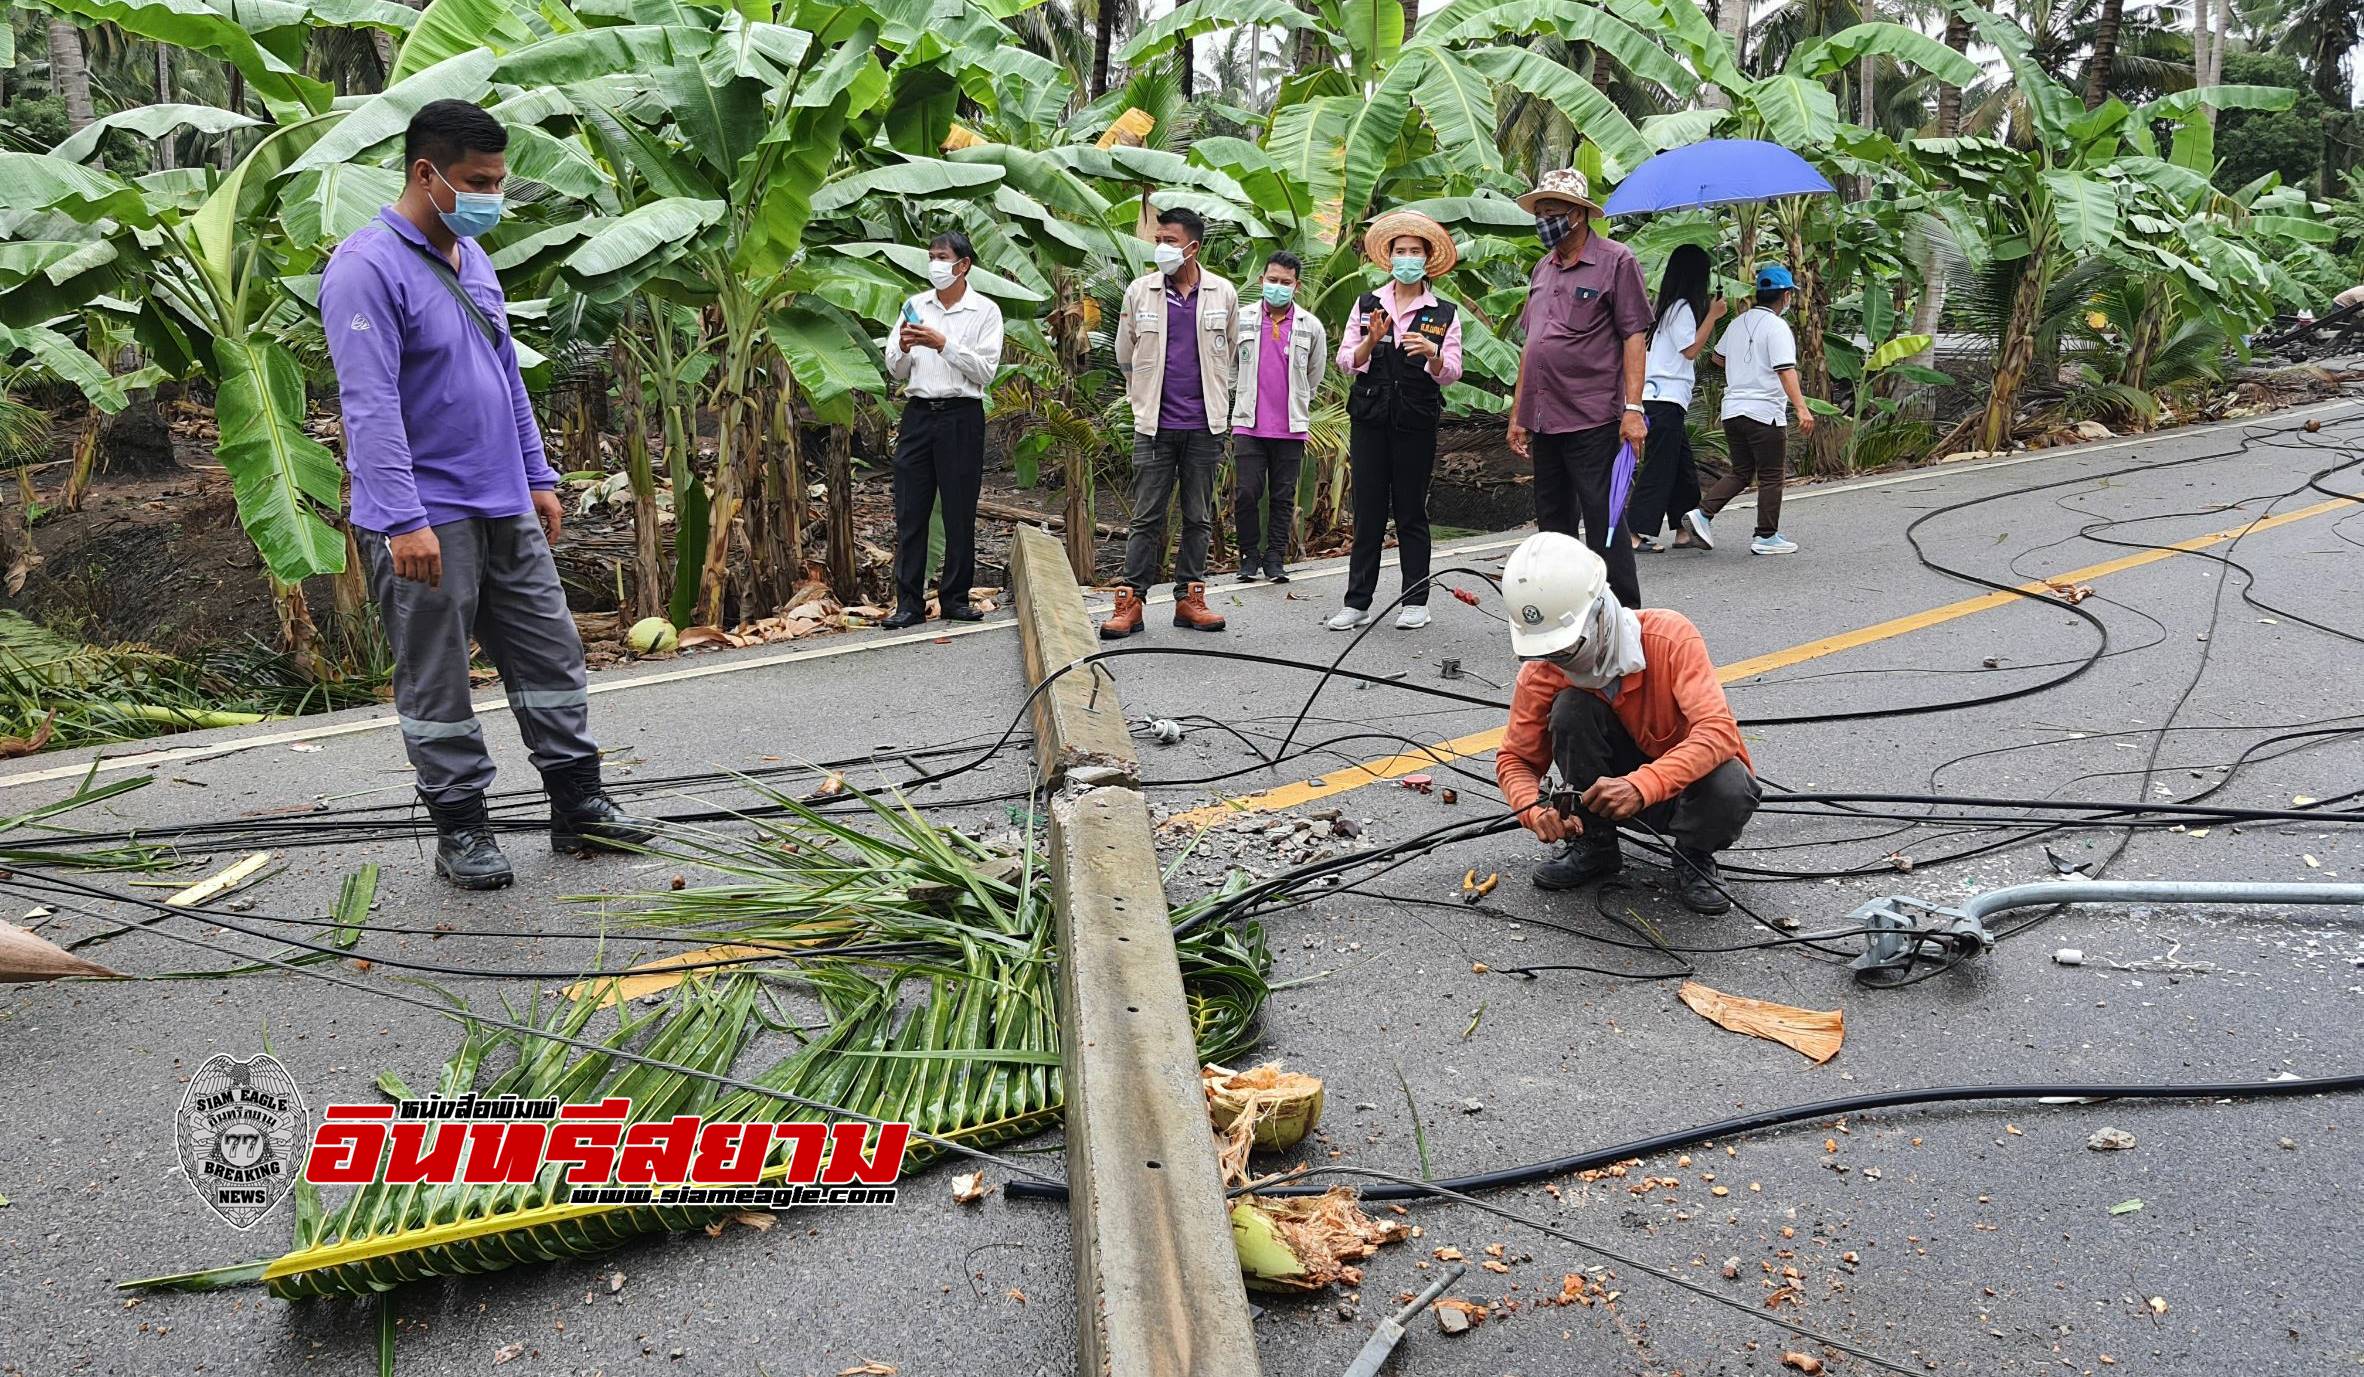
[319,207,556,535]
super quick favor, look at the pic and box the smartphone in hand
[903,302,923,325]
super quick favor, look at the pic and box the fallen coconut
[626,617,679,655]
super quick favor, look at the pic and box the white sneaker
[1683,509,1715,549]
[1325,606,1377,631]
[1395,605,1432,630]
[1750,532,1799,555]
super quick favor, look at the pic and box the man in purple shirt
[1105,207,1238,637]
[320,100,650,891]
[1507,169,1651,610]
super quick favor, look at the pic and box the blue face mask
[431,164,503,239]
[1261,282,1295,309]
[1391,255,1428,285]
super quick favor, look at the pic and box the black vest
[1346,293,1456,429]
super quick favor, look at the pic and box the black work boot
[1673,849,1732,915]
[1532,830,1622,890]
[545,759,658,854]
[422,792,514,891]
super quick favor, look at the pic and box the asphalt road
[4,397,2361,1377]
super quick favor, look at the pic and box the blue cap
[1755,264,1796,291]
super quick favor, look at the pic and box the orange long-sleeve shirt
[1494,609,1752,813]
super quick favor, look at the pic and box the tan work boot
[1099,587,1145,639]
[1172,582,1227,632]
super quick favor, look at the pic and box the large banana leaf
[0,152,155,226]
[502,125,613,201]
[1120,0,1311,65]
[2041,170,2118,254]
[1264,95,1356,246]
[558,197,726,297]
[1415,0,1691,95]
[1412,50,1504,181]
[1335,54,1426,248]
[188,114,342,299]
[809,156,1003,215]
[389,0,543,83]
[1791,22,1979,88]
[1744,73,1843,154]
[50,104,264,166]
[1326,0,1405,85]
[211,337,348,581]
[283,50,502,178]
[771,298,884,427]
[1463,46,1651,176]
[0,323,161,413]
[1956,3,2080,148]
[280,165,407,250]
[2134,84,2297,123]
[23,0,331,121]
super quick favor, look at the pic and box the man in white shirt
[882,231,1005,628]
[1700,265,1816,557]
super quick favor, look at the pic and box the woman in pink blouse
[1328,210,1465,632]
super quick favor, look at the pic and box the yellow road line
[1165,492,2362,829]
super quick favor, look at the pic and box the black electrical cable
[1006,1067,2364,1203]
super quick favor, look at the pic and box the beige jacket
[1114,269,1239,435]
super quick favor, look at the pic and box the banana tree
[0,132,353,649]
[1917,2,2293,451]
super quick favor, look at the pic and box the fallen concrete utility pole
[1009,523,1263,1377]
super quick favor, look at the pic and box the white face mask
[1153,242,1186,275]
[927,258,958,290]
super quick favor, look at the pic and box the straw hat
[1362,210,1457,278]
[1516,167,1603,217]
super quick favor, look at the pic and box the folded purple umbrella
[1608,439,1638,529]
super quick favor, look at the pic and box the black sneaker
[1672,850,1733,915]
[1236,566,1264,584]
[942,603,984,622]
[1532,836,1622,890]
[880,606,925,630]
[420,792,513,891]
[1266,560,1289,584]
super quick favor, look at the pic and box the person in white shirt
[1626,244,1725,554]
[882,230,1005,628]
[1699,264,1816,557]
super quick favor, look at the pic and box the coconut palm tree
[45,19,92,131]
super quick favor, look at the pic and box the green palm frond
[130,783,1274,1301]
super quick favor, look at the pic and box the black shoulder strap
[393,232,503,352]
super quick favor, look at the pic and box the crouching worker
[1492,532,1757,914]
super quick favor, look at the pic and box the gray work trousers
[1120,428,1223,595]
[361,513,598,806]
[1549,688,1757,855]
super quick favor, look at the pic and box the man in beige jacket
[1102,206,1238,638]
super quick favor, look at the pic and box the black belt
[910,395,983,410]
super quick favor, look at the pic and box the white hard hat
[1503,531,1607,658]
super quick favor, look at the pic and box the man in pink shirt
[1228,250,1328,583]
[1328,211,1465,632]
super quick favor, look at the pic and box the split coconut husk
[1203,1062,1325,1184]
[1229,1187,1412,1293]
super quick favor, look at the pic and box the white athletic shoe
[1395,605,1432,630]
[1750,532,1799,555]
[1325,606,1377,631]
[1682,509,1715,549]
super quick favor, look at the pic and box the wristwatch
[1624,403,1645,414]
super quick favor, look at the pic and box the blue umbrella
[1601,139,1835,216]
